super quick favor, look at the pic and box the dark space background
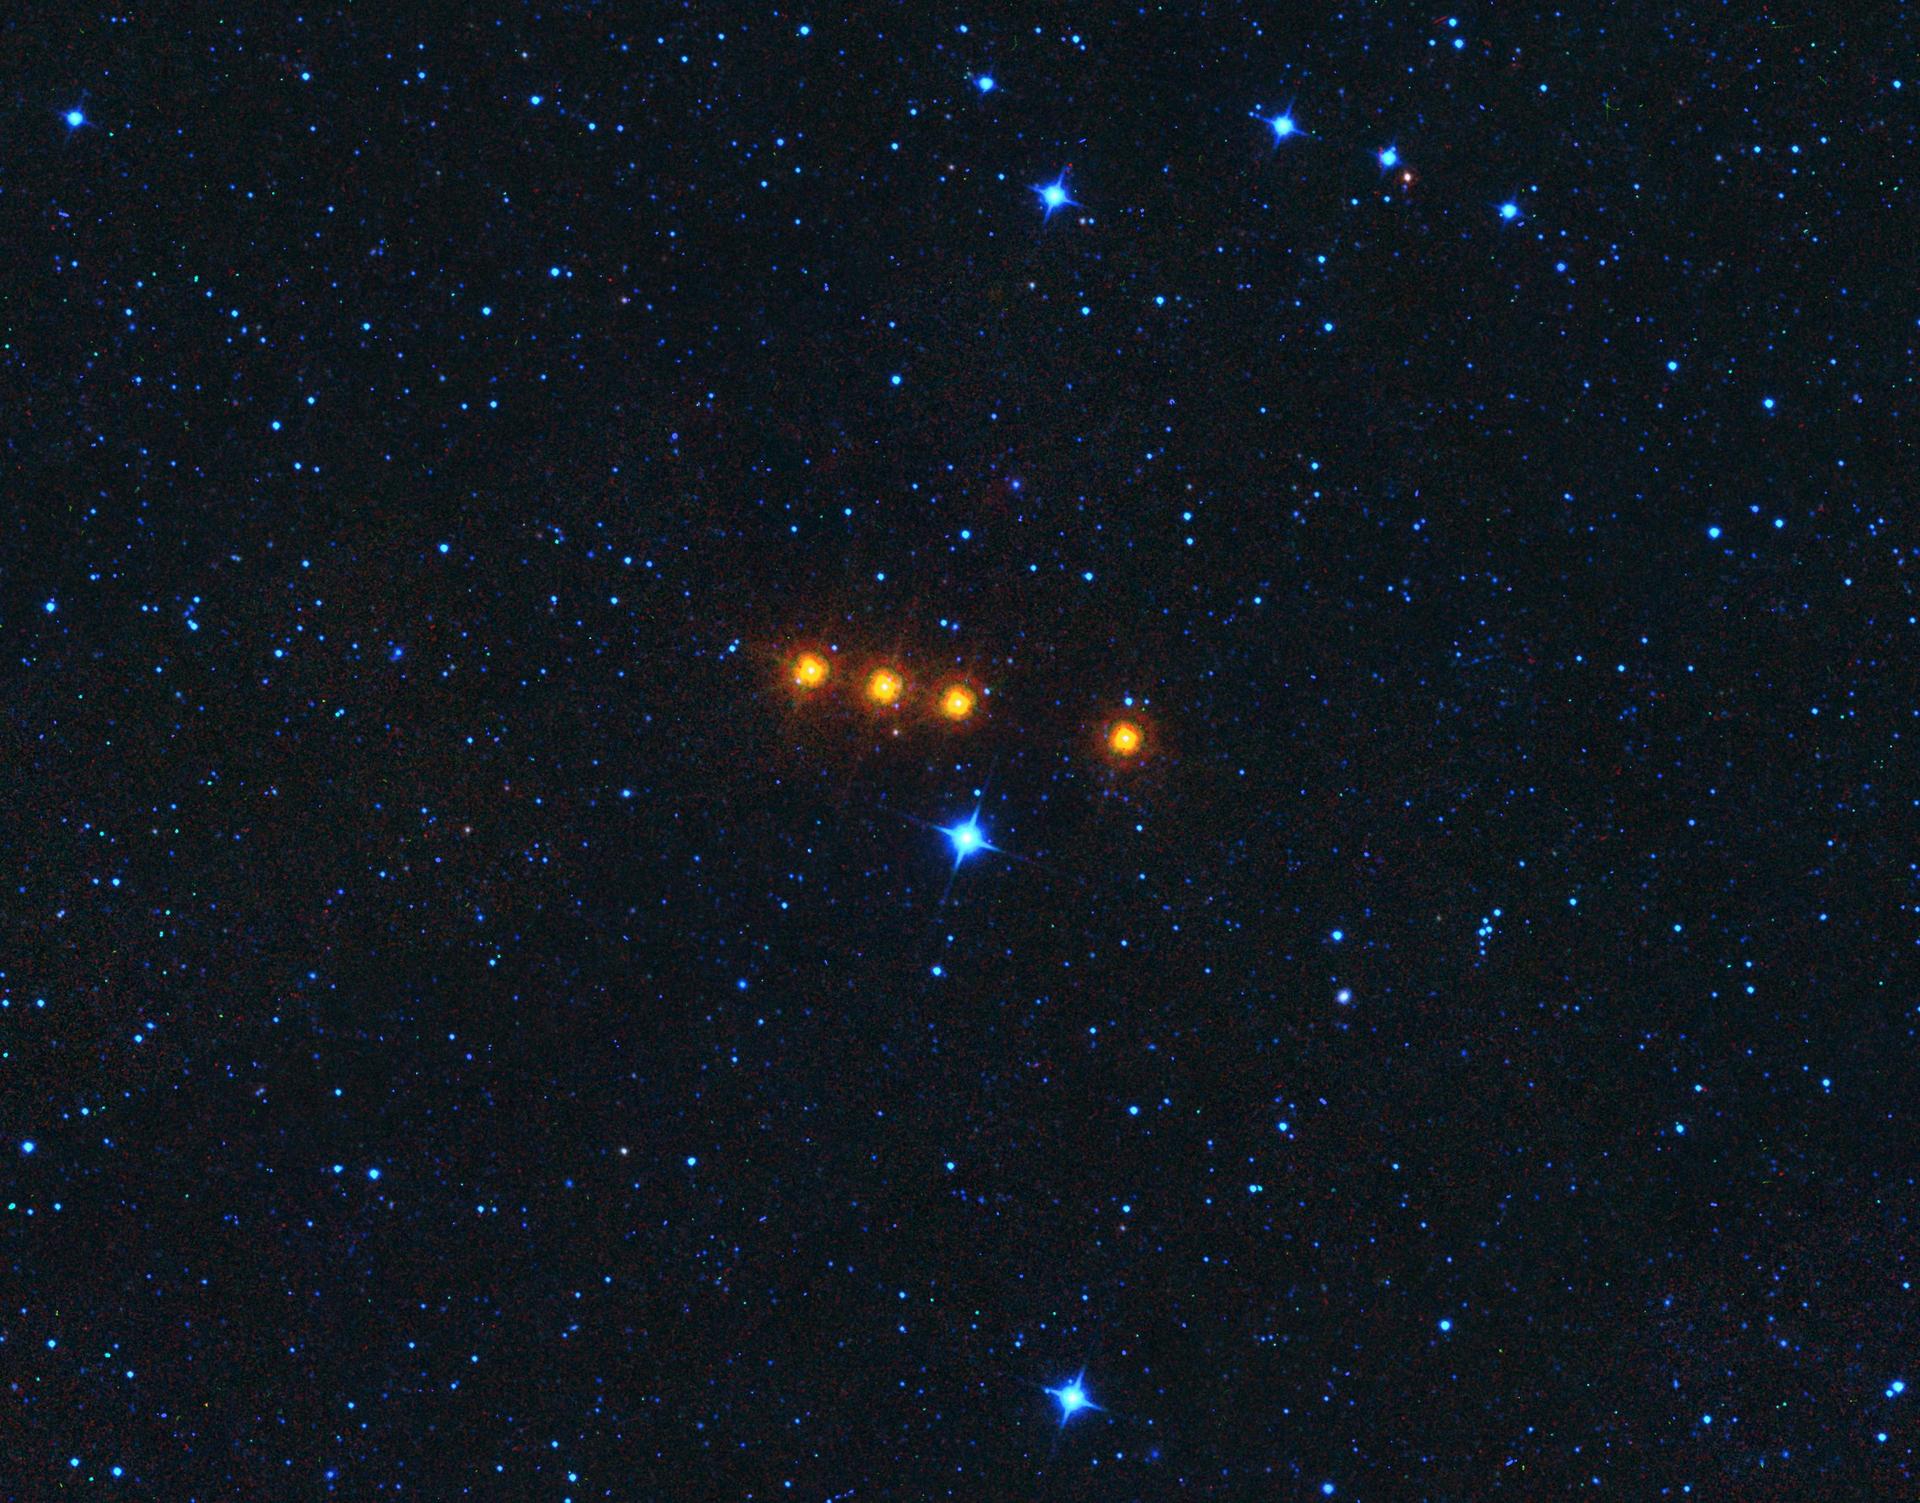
[4,5,1916,1498]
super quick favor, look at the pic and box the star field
[5,6,1918,1500]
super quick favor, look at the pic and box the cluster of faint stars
[1019,102,1524,226]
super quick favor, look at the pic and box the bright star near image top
[1035,173,1073,216]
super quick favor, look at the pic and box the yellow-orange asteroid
[865,667,905,707]
[938,683,978,721]
[791,650,831,688]
[1106,719,1144,757]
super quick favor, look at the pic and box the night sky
[7,6,1917,1499]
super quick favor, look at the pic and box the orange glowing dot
[791,651,831,688]
[938,683,977,721]
[1107,719,1144,757]
[865,667,905,707]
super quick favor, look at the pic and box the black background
[5,4,1916,1498]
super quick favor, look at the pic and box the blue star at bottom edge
[1046,1371,1100,1425]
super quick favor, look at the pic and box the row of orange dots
[790,649,979,720]
[787,648,1147,760]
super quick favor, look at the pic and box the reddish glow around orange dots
[791,650,831,688]
[865,667,905,707]
[938,683,978,721]
[1107,719,1144,757]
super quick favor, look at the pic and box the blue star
[65,108,85,129]
[976,74,995,94]
[1252,106,1307,144]
[1498,201,1520,221]
[916,794,1010,907]
[1035,175,1073,217]
[1378,146,1399,168]
[940,812,995,873]
[1046,1372,1099,1425]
